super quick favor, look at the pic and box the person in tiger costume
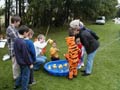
[64,28,80,79]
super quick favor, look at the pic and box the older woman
[69,19,99,76]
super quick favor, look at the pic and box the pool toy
[48,39,53,44]
[63,63,68,67]
[58,64,63,69]
[44,60,69,76]
[52,64,57,69]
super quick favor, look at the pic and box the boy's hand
[30,64,33,69]
[46,38,51,43]
[40,52,44,55]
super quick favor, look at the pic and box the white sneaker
[81,63,84,67]
[77,64,81,69]
[2,54,10,61]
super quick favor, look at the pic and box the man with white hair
[70,19,99,76]
[70,19,84,30]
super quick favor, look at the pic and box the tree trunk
[5,0,10,28]
[16,0,18,15]
[19,0,21,17]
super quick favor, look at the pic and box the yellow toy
[53,64,56,66]
[64,63,68,67]
[58,64,63,69]
[48,39,53,44]
[53,64,57,69]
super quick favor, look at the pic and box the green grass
[1,21,120,90]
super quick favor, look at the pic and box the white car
[113,18,120,24]
[96,16,105,25]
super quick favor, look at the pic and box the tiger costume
[64,36,80,79]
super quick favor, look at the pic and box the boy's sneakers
[82,73,91,76]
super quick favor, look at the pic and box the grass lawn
[0,21,120,90]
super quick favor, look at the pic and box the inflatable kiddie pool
[44,60,69,76]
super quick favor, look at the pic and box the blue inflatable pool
[44,60,69,76]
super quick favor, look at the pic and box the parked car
[113,18,120,24]
[96,16,105,25]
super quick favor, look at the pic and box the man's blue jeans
[34,56,47,70]
[85,50,97,74]
[15,66,30,90]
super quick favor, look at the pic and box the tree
[5,0,11,28]
[20,0,118,27]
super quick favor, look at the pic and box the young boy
[33,34,47,70]
[50,40,60,61]
[64,28,79,80]
[24,28,36,85]
[6,15,21,80]
[14,25,33,90]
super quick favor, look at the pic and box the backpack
[86,29,99,40]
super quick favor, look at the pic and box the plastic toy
[44,60,69,76]
[48,39,53,44]
[58,64,63,69]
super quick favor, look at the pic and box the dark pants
[51,57,60,61]
[29,68,34,84]
[15,65,30,90]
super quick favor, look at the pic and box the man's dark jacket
[76,27,99,54]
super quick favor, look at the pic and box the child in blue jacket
[24,28,36,85]
[14,25,33,90]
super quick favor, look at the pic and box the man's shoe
[82,73,91,76]
[81,70,85,73]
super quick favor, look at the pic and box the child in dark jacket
[24,28,36,85]
[14,25,33,90]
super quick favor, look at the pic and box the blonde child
[33,34,48,70]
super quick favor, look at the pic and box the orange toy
[64,37,79,79]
